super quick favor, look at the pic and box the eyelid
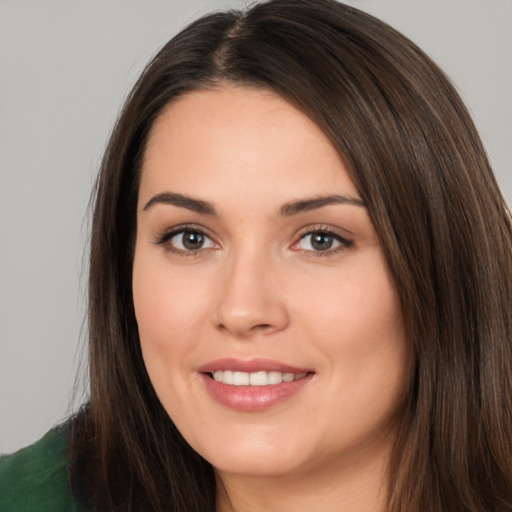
[291,224,354,254]
[153,223,353,257]
[153,224,219,255]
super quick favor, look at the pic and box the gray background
[1,0,511,453]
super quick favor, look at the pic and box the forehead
[139,86,358,208]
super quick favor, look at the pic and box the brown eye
[169,230,215,251]
[182,231,204,250]
[310,233,335,251]
[297,230,351,253]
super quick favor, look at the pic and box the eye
[294,229,352,254]
[170,230,215,251]
[156,228,217,253]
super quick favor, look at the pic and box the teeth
[268,371,283,384]
[233,371,250,386]
[223,370,234,385]
[249,371,267,386]
[211,370,308,386]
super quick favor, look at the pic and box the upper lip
[197,358,312,374]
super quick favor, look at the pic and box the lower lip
[200,373,314,412]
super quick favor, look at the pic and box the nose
[211,249,290,339]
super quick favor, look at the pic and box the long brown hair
[71,1,512,510]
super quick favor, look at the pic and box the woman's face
[133,87,409,480]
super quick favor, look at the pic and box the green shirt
[0,426,83,512]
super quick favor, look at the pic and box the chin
[185,423,311,477]
[209,450,307,478]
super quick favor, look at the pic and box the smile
[211,370,308,386]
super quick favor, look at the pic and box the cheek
[293,256,408,400]
[133,251,208,348]
[296,257,404,348]
[132,248,226,423]
[132,253,209,424]
[132,251,198,395]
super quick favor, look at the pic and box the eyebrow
[279,195,366,216]
[142,192,365,216]
[143,192,217,215]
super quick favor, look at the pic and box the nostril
[251,323,272,331]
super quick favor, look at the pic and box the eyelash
[154,224,215,258]
[154,224,354,258]
[293,226,354,257]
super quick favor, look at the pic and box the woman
[1,0,511,510]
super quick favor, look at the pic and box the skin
[133,86,409,512]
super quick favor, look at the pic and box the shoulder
[0,423,82,512]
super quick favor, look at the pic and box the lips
[197,358,314,411]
